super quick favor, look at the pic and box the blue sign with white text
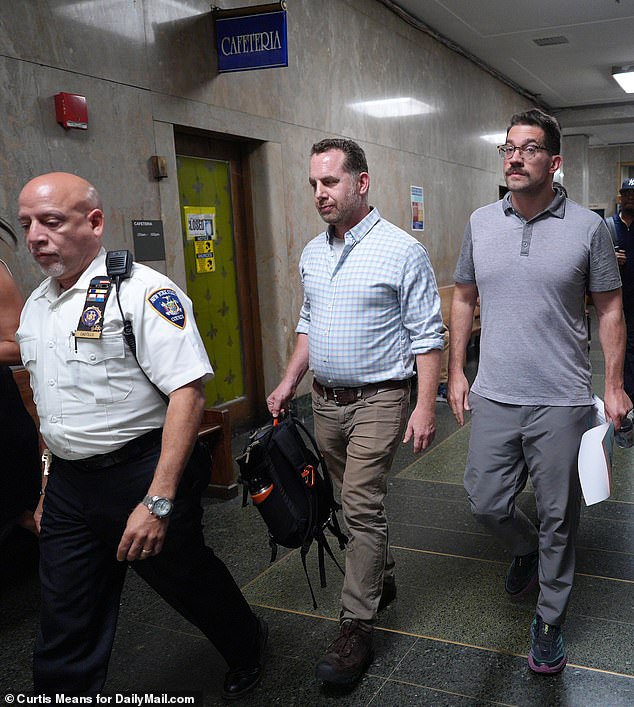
[216,10,288,73]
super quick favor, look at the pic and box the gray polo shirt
[454,188,621,406]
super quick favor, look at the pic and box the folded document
[577,395,613,506]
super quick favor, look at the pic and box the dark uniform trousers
[34,441,258,695]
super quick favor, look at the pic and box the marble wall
[0,0,537,394]
[562,137,634,216]
[587,144,634,216]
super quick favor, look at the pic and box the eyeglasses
[497,144,550,160]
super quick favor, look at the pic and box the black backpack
[236,415,347,608]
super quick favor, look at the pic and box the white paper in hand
[578,419,613,506]
[591,393,606,425]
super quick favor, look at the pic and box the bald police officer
[17,172,266,699]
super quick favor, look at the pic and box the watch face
[152,497,173,518]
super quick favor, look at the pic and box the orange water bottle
[249,477,274,505]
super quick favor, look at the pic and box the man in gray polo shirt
[448,109,630,674]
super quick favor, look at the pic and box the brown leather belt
[312,378,410,406]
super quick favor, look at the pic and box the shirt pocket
[66,335,134,404]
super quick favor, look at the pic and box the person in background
[268,138,443,685]
[605,178,634,401]
[16,172,266,699]
[448,109,630,674]
[0,216,40,544]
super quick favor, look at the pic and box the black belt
[312,379,410,406]
[56,427,163,471]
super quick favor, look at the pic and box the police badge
[75,277,113,339]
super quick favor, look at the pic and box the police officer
[16,172,266,698]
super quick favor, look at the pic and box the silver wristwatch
[142,494,173,519]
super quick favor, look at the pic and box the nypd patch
[147,289,186,329]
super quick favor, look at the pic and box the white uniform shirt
[17,249,213,459]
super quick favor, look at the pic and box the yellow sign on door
[193,235,215,272]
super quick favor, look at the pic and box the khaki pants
[311,384,410,622]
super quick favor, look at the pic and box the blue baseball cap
[620,178,634,193]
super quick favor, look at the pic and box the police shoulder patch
[147,289,186,329]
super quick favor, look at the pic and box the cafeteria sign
[214,4,288,73]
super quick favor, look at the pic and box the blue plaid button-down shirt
[296,208,443,386]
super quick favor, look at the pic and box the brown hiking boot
[314,620,374,685]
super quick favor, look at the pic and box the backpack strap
[268,536,278,563]
[291,416,349,556]
[326,510,348,550]
[273,418,318,473]
[240,482,249,508]
[292,417,346,523]
[316,528,346,585]
[300,547,318,610]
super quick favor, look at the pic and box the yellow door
[175,134,264,427]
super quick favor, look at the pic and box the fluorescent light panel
[480,132,506,144]
[612,66,634,93]
[349,97,432,118]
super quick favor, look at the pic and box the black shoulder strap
[291,416,339,508]
[109,260,170,407]
[292,412,348,543]
[272,418,317,472]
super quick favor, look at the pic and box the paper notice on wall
[194,236,215,273]
[411,185,424,231]
[184,206,216,241]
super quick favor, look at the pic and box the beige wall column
[562,134,590,206]
[249,141,298,397]
[154,121,186,287]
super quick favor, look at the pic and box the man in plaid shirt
[268,138,443,685]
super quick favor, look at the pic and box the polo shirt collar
[502,185,566,221]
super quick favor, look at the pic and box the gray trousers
[311,385,410,622]
[464,393,590,625]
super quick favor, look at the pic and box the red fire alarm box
[54,92,88,130]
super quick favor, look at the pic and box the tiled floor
[1,318,633,705]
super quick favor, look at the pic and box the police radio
[106,250,136,353]
[105,249,133,281]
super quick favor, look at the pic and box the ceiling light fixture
[480,133,506,144]
[349,97,432,118]
[612,66,634,93]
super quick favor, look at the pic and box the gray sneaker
[528,615,567,674]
